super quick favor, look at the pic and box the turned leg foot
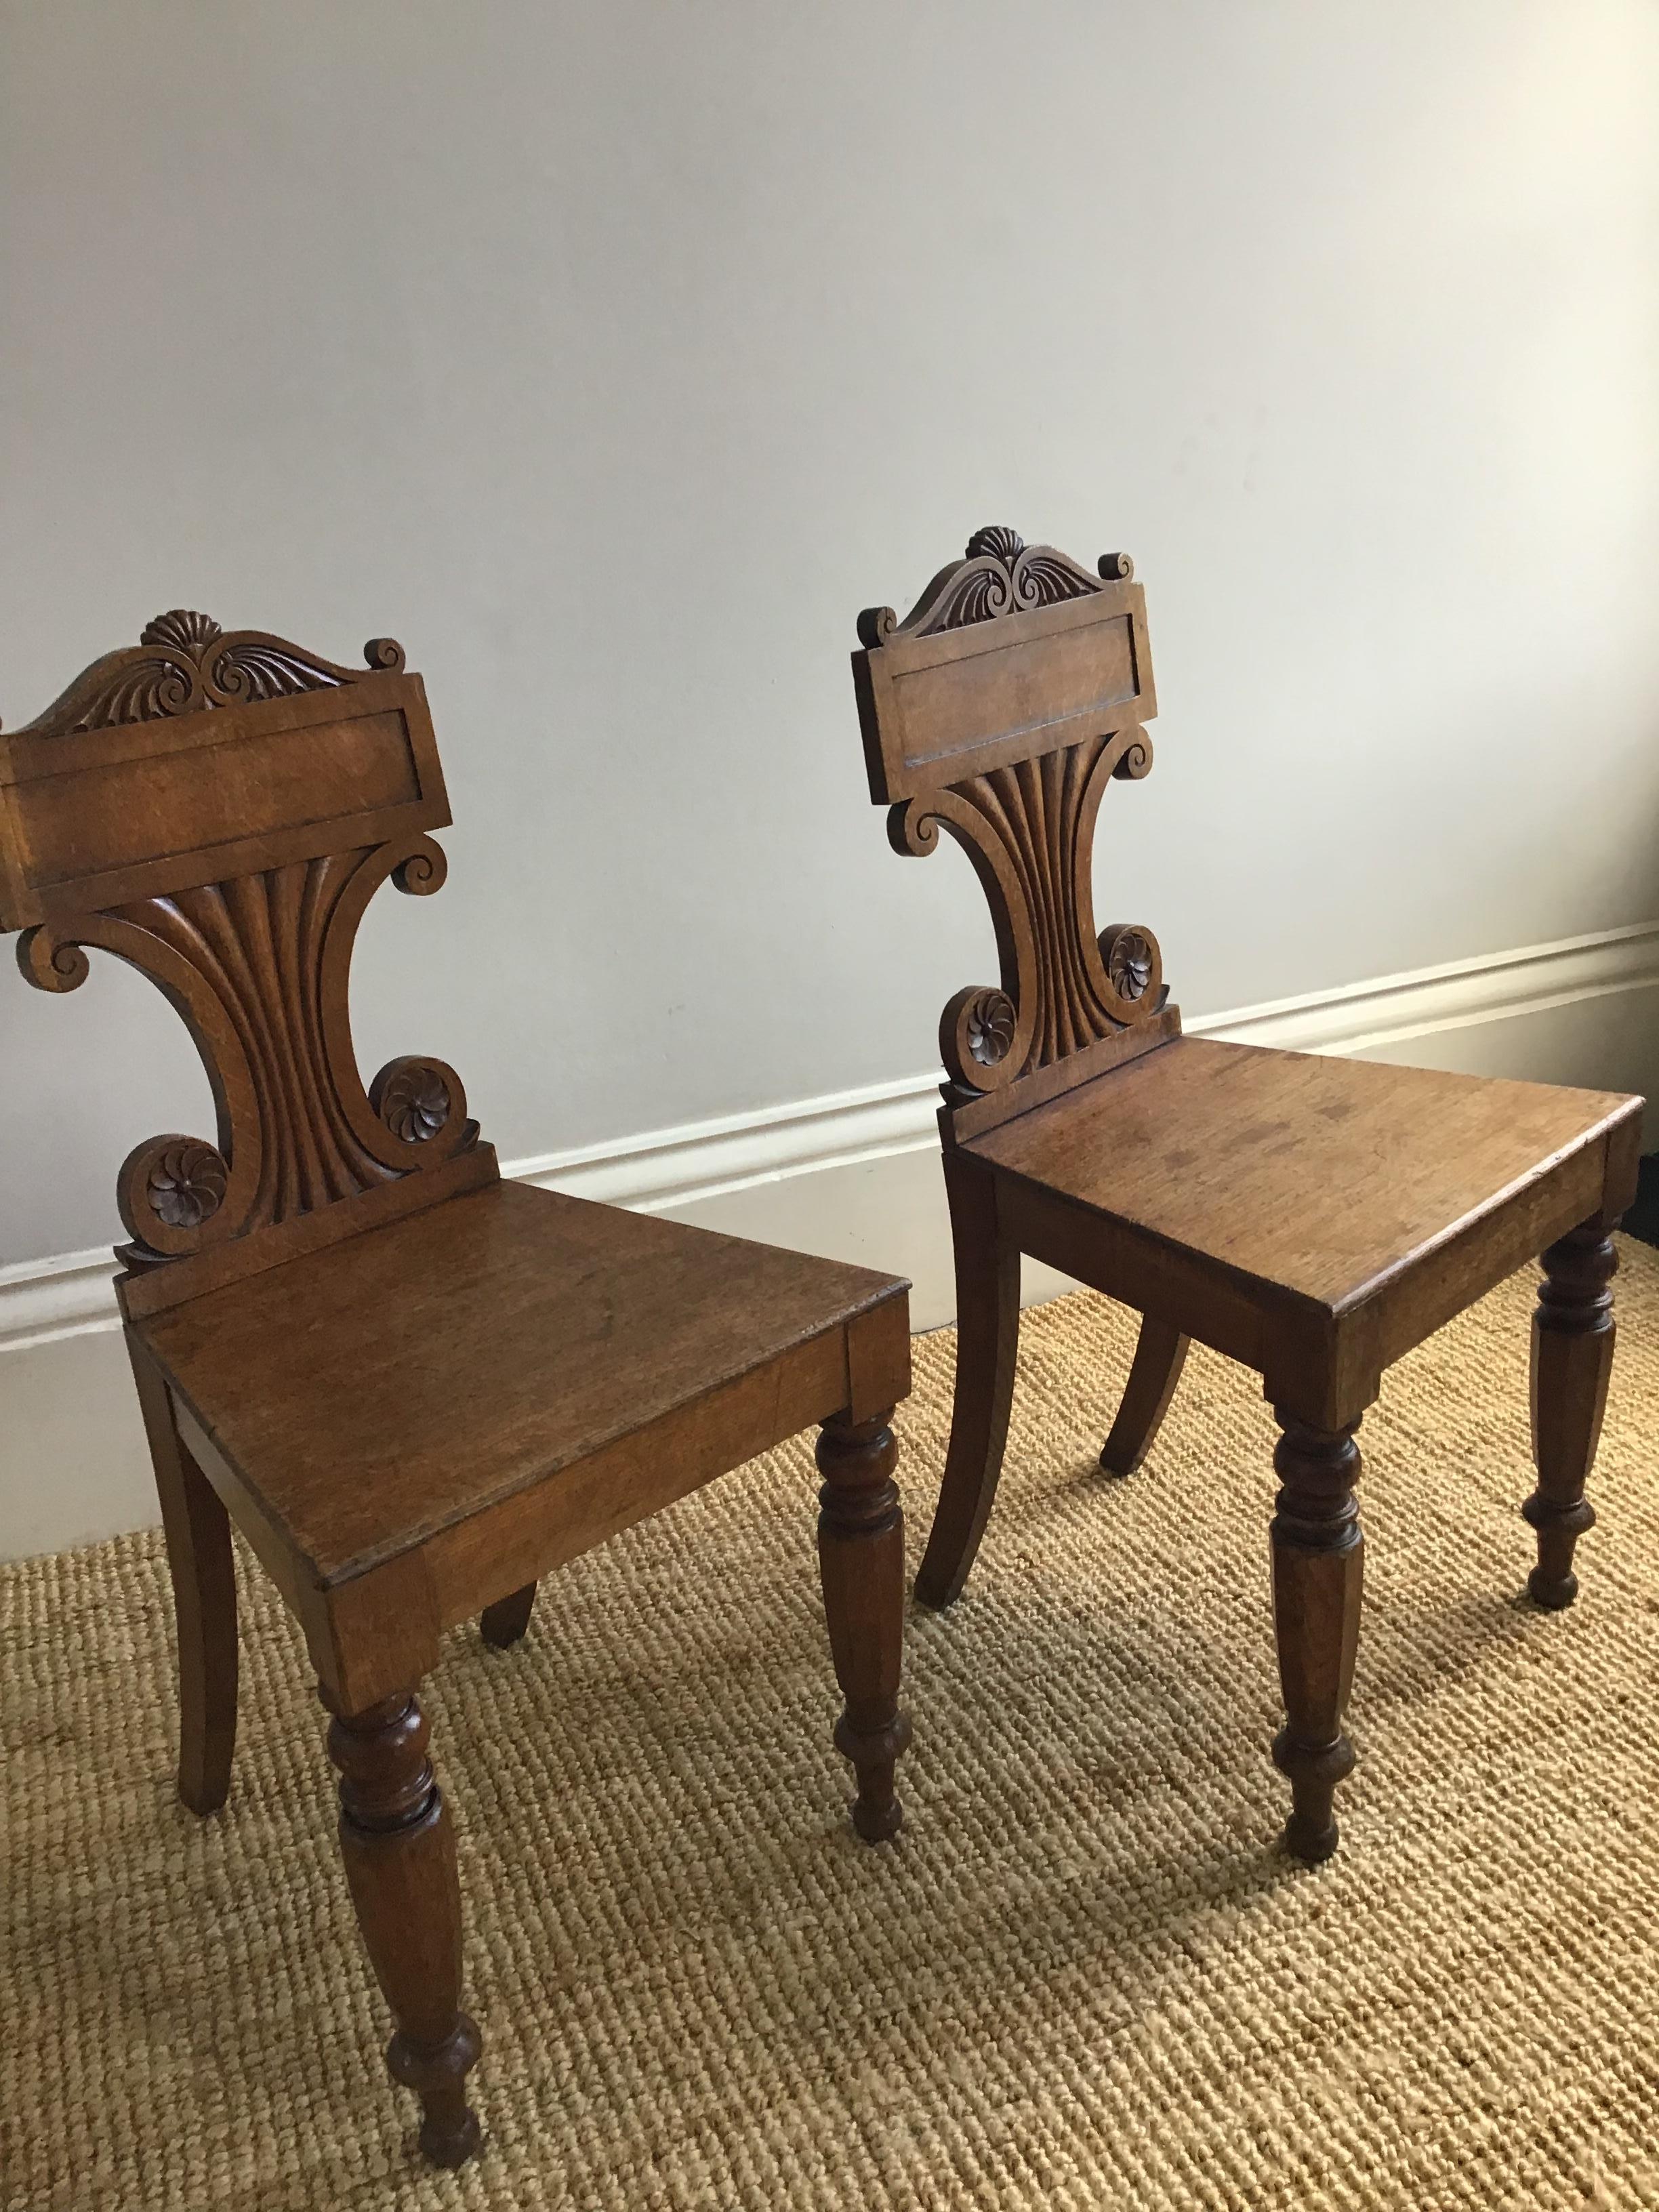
[916,1155,1019,1609]
[480,1582,537,1649]
[1525,1221,1617,1610]
[128,1336,238,1815]
[816,1409,912,1841]
[1269,1412,1364,1864]
[1099,1314,1189,1477]
[325,1689,481,2167]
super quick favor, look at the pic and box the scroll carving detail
[372,1059,453,1144]
[1101,925,1155,1004]
[146,1141,228,1231]
[963,988,1016,1068]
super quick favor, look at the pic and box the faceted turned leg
[1269,1413,1364,1864]
[816,1410,912,1841]
[1099,1315,1190,1477]
[1525,1221,1618,1610]
[127,1336,238,1815]
[325,1690,482,2168]
[916,1156,1019,1608]
[480,1582,537,1649]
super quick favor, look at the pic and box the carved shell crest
[140,610,223,655]
[858,527,1134,647]
[16,615,407,738]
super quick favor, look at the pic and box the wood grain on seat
[142,1180,907,1587]
[971,1038,1635,1311]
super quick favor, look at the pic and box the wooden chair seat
[1,613,916,2170]
[966,1038,1633,1412]
[140,1179,907,1603]
[849,525,1641,1871]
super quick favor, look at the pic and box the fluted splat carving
[890,716,1162,1095]
[856,529,1166,1103]
[128,860,382,1233]
[24,838,472,1267]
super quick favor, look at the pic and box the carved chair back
[0,613,493,1317]
[851,527,1177,1139]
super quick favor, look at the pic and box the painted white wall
[3,0,1658,1273]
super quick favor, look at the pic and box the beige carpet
[4,1246,1658,2211]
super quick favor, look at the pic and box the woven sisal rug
[3,1245,1657,2209]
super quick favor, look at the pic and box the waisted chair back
[851,525,1176,1137]
[849,519,1642,1882]
[3,602,918,2175]
[0,613,495,1317]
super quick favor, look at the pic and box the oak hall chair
[850,527,1640,1864]
[1,612,913,2168]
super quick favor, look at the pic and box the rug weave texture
[4,1246,1658,2210]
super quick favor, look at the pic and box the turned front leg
[325,1690,481,2167]
[1269,1413,1364,1864]
[1525,1221,1618,1610]
[816,1410,912,1841]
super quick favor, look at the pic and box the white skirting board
[4,920,1658,1559]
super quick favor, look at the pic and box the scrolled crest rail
[9,609,409,739]
[857,525,1134,649]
